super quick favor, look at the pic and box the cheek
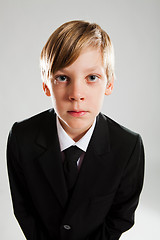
[50,91,60,110]
[52,92,67,112]
[91,87,105,104]
[51,88,65,102]
[54,98,64,110]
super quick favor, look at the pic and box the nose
[68,81,85,101]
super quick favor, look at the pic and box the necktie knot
[64,146,83,164]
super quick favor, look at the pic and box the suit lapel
[36,109,68,208]
[64,113,111,216]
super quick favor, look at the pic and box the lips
[68,111,87,117]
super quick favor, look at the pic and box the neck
[70,129,89,142]
[58,118,93,142]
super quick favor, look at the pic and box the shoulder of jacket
[99,112,141,144]
[11,108,55,135]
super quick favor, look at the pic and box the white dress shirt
[56,117,96,169]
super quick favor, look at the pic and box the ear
[43,82,51,97]
[105,76,114,96]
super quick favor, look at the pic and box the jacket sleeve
[88,134,145,240]
[7,123,46,240]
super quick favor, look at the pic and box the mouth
[67,111,87,117]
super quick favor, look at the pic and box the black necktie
[63,146,83,191]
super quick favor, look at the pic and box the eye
[55,75,68,82]
[87,75,99,82]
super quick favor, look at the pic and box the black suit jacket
[7,109,144,240]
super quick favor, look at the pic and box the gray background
[1,0,160,239]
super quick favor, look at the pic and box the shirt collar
[56,116,96,152]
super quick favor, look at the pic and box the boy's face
[43,47,113,141]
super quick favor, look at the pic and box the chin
[67,120,92,131]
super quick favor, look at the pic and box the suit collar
[90,112,110,154]
[36,108,56,149]
[36,110,109,154]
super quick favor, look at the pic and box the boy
[7,20,144,240]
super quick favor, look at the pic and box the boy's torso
[9,108,141,240]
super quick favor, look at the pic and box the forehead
[60,47,104,72]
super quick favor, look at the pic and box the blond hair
[40,20,114,83]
